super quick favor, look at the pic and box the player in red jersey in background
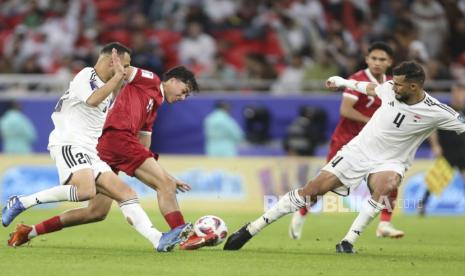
[8,66,212,249]
[289,42,405,240]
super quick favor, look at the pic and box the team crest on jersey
[413,114,422,122]
[141,70,154,79]
[89,80,98,91]
[146,98,154,112]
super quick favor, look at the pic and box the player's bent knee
[157,180,177,195]
[119,187,137,201]
[87,207,109,222]
[77,186,97,201]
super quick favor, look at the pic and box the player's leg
[289,205,311,240]
[8,193,113,247]
[2,153,97,227]
[96,171,192,252]
[19,145,98,205]
[9,174,191,251]
[376,188,404,238]
[338,171,401,252]
[224,170,343,250]
[134,158,186,229]
[289,140,341,240]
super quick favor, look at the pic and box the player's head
[392,61,425,102]
[215,101,230,112]
[97,42,132,80]
[365,41,393,77]
[162,66,199,103]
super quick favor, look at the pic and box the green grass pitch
[1,208,464,276]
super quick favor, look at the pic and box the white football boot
[289,211,307,240]
[376,221,405,238]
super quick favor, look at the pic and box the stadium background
[0,1,465,275]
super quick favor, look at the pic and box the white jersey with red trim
[345,81,465,170]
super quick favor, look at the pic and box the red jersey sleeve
[140,112,157,134]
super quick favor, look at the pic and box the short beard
[395,94,409,103]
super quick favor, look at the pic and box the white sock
[28,226,38,239]
[19,185,79,208]
[343,198,384,244]
[119,199,162,249]
[248,189,307,235]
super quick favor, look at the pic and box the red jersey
[328,69,391,160]
[104,68,164,135]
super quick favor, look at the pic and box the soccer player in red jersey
[289,42,405,240]
[8,66,210,249]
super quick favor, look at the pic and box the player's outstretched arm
[326,76,378,97]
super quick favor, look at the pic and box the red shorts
[97,129,156,176]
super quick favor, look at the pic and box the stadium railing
[0,74,457,96]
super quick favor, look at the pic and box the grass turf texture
[1,209,464,276]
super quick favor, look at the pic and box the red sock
[380,208,392,222]
[164,211,185,229]
[380,189,398,222]
[35,216,64,235]
[299,207,308,216]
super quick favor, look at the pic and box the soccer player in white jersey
[224,61,465,253]
[2,42,192,252]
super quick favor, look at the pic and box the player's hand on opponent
[111,48,126,79]
[326,76,348,90]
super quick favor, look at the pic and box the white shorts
[49,145,112,185]
[321,148,405,196]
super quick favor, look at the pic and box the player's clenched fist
[326,76,349,89]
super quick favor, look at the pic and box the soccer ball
[193,215,228,246]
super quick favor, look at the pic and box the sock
[299,206,308,216]
[164,211,185,229]
[119,199,162,248]
[343,198,384,244]
[248,189,306,236]
[30,216,64,239]
[380,189,398,222]
[20,185,79,209]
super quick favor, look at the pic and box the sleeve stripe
[127,67,138,83]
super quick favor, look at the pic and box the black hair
[215,101,229,110]
[368,41,393,57]
[100,42,132,56]
[392,61,425,85]
[163,66,199,92]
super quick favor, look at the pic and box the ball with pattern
[193,215,228,246]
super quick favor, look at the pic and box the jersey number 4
[393,112,406,128]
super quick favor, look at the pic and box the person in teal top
[0,101,37,154]
[204,101,244,157]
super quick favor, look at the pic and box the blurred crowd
[0,0,464,92]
